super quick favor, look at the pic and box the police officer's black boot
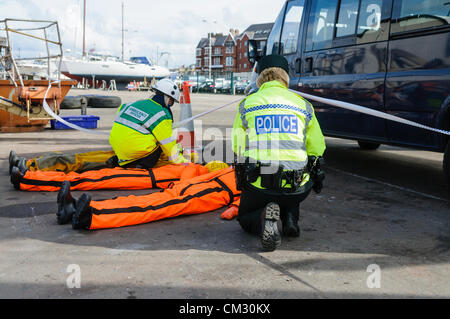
[283,210,300,237]
[260,202,282,252]
[72,193,93,230]
[56,180,77,225]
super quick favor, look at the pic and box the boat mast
[121,2,124,62]
[82,0,86,58]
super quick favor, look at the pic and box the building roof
[196,38,209,49]
[212,35,227,46]
[241,23,274,40]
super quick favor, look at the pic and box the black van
[248,0,450,188]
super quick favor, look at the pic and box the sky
[0,0,286,68]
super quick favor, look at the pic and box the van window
[336,0,359,37]
[391,0,450,34]
[305,0,338,51]
[357,0,390,43]
[266,3,286,55]
[279,0,305,55]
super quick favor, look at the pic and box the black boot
[72,193,93,230]
[9,150,19,175]
[283,210,300,237]
[56,180,77,225]
[10,166,24,190]
[17,158,28,175]
[260,202,282,252]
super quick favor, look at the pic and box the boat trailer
[0,19,75,132]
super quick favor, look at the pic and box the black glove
[312,168,325,193]
[308,156,325,194]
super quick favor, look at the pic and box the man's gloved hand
[221,206,238,220]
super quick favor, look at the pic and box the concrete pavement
[0,90,449,298]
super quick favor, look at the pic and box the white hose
[42,80,109,135]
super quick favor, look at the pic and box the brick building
[195,23,273,74]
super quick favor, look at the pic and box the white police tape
[42,80,450,137]
[173,97,243,128]
[42,81,109,135]
[289,89,450,136]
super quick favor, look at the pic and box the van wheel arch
[357,140,380,150]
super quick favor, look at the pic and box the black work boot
[17,158,28,175]
[10,166,24,190]
[260,202,282,252]
[72,193,93,230]
[9,150,19,175]
[56,181,77,225]
[283,211,300,237]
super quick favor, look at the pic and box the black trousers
[122,147,163,169]
[237,181,312,236]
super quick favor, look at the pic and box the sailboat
[61,1,170,89]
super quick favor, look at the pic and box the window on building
[245,41,248,47]
[196,48,202,56]
[391,0,449,34]
[213,57,221,65]
[225,42,234,53]
[226,56,234,66]
[336,0,359,37]
[279,0,304,54]
[204,47,210,55]
[244,63,247,68]
[196,58,202,67]
[305,0,338,51]
[214,47,221,54]
[204,57,210,66]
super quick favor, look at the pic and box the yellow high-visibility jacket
[109,98,187,166]
[232,80,326,189]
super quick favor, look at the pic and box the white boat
[61,54,170,88]
[17,59,71,80]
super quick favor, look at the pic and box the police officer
[109,78,188,169]
[232,54,326,252]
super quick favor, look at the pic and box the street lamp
[202,19,217,80]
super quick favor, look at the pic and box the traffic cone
[177,81,196,154]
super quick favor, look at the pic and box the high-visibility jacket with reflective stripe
[232,80,326,189]
[109,98,187,166]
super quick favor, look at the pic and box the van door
[298,0,392,142]
[385,0,450,151]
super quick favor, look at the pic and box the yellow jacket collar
[259,80,287,91]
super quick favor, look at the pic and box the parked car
[248,0,450,189]
[199,80,214,93]
[235,80,249,94]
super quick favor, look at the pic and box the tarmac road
[0,90,448,299]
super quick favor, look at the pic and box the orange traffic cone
[177,81,196,154]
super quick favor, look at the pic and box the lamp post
[202,19,217,80]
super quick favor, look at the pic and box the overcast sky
[0,0,285,68]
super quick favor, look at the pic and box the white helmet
[153,78,181,103]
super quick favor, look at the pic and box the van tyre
[60,96,82,109]
[83,95,121,108]
[358,141,380,150]
[444,141,450,194]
